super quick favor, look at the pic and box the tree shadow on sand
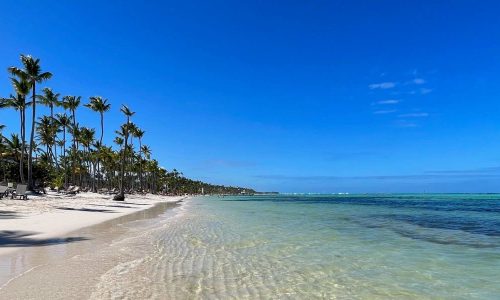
[88,204,136,209]
[0,210,21,219]
[55,207,117,213]
[0,230,88,247]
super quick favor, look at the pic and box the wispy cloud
[373,110,397,114]
[375,99,399,105]
[420,88,432,94]
[369,82,396,89]
[398,112,429,118]
[413,78,426,85]
[395,120,418,128]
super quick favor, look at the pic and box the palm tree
[0,77,31,183]
[36,115,58,165]
[114,105,134,201]
[80,127,96,190]
[2,134,23,182]
[8,54,52,190]
[85,96,111,190]
[56,113,71,187]
[38,88,60,120]
[132,127,145,191]
[141,145,151,192]
[62,95,81,185]
[85,96,110,145]
[38,88,60,162]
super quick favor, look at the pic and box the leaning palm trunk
[19,109,26,183]
[116,134,128,200]
[27,83,36,190]
[138,139,143,191]
[62,127,68,188]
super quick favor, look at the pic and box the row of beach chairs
[0,184,28,200]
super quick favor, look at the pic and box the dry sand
[0,191,186,257]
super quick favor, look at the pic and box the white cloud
[420,88,432,94]
[413,78,426,85]
[396,120,419,128]
[373,110,397,114]
[369,82,396,89]
[399,112,429,118]
[376,99,399,105]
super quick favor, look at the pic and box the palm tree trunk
[71,110,76,185]
[97,112,104,190]
[117,133,128,199]
[50,106,59,168]
[138,138,143,191]
[19,109,25,183]
[63,128,67,188]
[27,83,36,190]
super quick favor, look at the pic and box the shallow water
[1,194,499,299]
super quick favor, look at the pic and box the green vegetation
[0,54,255,199]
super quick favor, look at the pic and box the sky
[1,0,500,193]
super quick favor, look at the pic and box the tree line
[0,54,256,200]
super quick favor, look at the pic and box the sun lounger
[0,186,8,199]
[62,186,75,194]
[11,184,28,200]
[98,188,109,194]
[66,186,80,195]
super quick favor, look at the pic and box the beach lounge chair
[62,186,75,194]
[11,184,28,200]
[66,186,80,195]
[0,186,8,199]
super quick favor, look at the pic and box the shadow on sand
[0,210,21,220]
[0,230,88,247]
[56,207,117,213]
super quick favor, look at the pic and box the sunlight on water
[91,194,500,299]
[2,195,498,299]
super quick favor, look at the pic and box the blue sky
[1,1,500,193]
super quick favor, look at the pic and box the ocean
[1,194,499,299]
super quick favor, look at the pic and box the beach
[1,194,498,299]
[0,192,186,258]
[0,192,186,299]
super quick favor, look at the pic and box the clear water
[1,194,500,299]
[96,194,500,299]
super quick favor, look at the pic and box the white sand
[0,191,186,257]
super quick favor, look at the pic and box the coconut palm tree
[55,113,71,187]
[85,96,111,190]
[38,88,60,161]
[8,55,52,190]
[85,96,110,145]
[36,115,58,165]
[2,133,23,168]
[79,127,96,190]
[140,145,152,192]
[114,105,135,201]
[38,88,60,120]
[62,95,81,184]
[132,127,145,191]
[0,77,31,183]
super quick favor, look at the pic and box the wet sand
[0,199,183,299]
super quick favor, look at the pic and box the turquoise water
[138,194,499,299]
[4,194,497,299]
